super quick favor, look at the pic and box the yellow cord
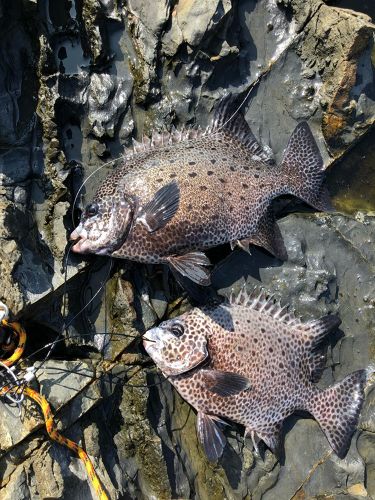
[0,319,108,500]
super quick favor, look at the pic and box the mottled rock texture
[0,0,374,498]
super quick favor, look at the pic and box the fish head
[70,186,136,255]
[143,309,209,376]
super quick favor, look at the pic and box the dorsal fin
[122,96,272,163]
[229,286,301,327]
[208,95,274,163]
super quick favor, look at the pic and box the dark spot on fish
[261,328,265,333]
[279,362,284,368]
[264,360,268,366]
[207,171,214,176]
[282,350,285,356]
[254,338,258,343]
[202,204,209,210]
[271,371,275,377]
[170,173,177,178]
[269,347,273,353]
[240,196,245,201]
[254,174,259,178]
[238,346,243,351]
[200,186,207,191]
[229,206,234,212]
[233,155,238,159]
[219,178,226,184]
[211,159,216,164]
[242,183,249,189]
[222,158,227,161]
[156,178,163,183]
[251,350,255,356]
[189,172,197,177]
[169,159,175,164]
[187,203,193,210]
[189,161,196,165]
[256,166,261,170]
[230,166,235,171]
[290,360,295,368]
[260,184,265,189]
[244,166,249,170]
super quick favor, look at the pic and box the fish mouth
[70,227,91,253]
[143,332,157,349]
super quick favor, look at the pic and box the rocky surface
[0,0,374,498]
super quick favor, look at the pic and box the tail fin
[280,122,332,211]
[307,370,366,458]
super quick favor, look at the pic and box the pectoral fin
[197,412,227,462]
[166,251,211,285]
[138,182,180,232]
[200,369,251,397]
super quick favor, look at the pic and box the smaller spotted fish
[143,288,367,461]
[70,98,330,286]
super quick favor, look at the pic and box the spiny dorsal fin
[229,286,301,327]
[130,126,203,158]
[208,94,274,164]
[124,96,273,163]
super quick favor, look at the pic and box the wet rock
[0,0,374,498]
[86,73,133,139]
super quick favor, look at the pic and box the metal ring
[0,301,9,322]
[0,361,24,406]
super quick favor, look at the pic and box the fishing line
[1,335,167,396]
[213,85,254,134]
[71,158,126,226]
[34,257,114,378]
[71,86,255,224]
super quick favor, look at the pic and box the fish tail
[280,122,332,211]
[306,370,367,457]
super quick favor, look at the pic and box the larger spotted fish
[143,288,367,461]
[70,100,330,285]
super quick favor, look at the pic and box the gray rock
[0,0,374,498]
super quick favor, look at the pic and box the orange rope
[0,319,26,366]
[0,320,108,500]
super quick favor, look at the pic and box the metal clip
[0,301,9,322]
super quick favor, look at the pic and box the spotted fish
[70,99,331,285]
[143,288,367,461]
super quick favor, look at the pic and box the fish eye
[85,203,99,217]
[171,323,184,338]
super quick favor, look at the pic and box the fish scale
[143,288,367,461]
[71,99,330,285]
[70,97,331,286]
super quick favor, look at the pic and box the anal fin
[200,369,251,397]
[234,239,251,254]
[248,209,287,260]
[197,412,227,462]
[166,251,211,285]
[252,421,283,455]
